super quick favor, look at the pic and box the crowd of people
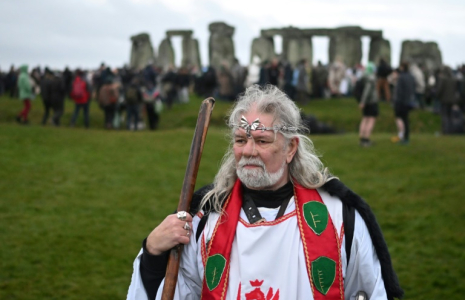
[1,57,464,138]
[353,59,465,146]
[0,63,197,130]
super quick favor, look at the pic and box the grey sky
[1,0,464,70]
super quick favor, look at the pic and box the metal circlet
[235,115,298,138]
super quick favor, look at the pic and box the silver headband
[232,115,298,138]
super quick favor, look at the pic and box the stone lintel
[261,26,382,38]
[166,30,193,38]
[131,33,150,41]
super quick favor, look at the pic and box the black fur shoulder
[190,184,214,214]
[322,179,404,300]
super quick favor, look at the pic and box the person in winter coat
[392,62,416,145]
[98,78,119,129]
[437,66,461,134]
[16,65,33,124]
[141,82,161,130]
[70,69,91,128]
[124,77,143,130]
[358,62,379,147]
[293,59,309,104]
[177,67,191,104]
[41,68,66,126]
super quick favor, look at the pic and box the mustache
[238,157,265,169]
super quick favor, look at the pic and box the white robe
[127,189,388,300]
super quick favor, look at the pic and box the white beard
[236,157,286,189]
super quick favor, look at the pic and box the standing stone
[182,36,202,71]
[286,37,312,67]
[280,27,312,67]
[250,37,275,64]
[369,37,391,65]
[158,38,175,71]
[165,30,202,70]
[208,22,235,70]
[329,27,362,67]
[130,33,156,70]
[400,40,442,71]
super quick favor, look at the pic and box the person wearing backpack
[125,77,142,130]
[358,62,379,147]
[70,69,91,128]
[98,77,119,129]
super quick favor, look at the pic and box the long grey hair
[200,84,331,213]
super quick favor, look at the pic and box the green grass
[0,94,463,299]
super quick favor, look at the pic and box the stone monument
[129,33,156,70]
[157,30,202,71]
[400,40,442,70]
[208,22,236,70]
[328,27,363,67]
[260,26,313,66]
[250,37,275,64]
[254,26,389,67]
[158,37,175,70]
[369,37,391,65]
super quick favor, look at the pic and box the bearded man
[127,85,403,300]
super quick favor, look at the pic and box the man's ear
[286,137,299,164]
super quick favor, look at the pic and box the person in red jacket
[70,69,91,128]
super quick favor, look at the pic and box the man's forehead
[240,111,274,126]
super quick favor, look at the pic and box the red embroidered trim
[238,211,296,227]
[205,193,233,256]
[294,187,316,296]
[339,224,344,248]
[334,222,344,300]
[201,232,207,267]
[201,182,241,300]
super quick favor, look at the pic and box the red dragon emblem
[237,279,279,300]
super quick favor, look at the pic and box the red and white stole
[200,179,344,300]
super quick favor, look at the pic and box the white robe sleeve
[344,211,388,300]
[126,249,148,300]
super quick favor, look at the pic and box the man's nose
[242,138,257,156]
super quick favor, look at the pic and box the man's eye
[235,139,246,144]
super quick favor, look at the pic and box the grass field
[0,94,464,299]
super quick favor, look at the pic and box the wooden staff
[161,97,215,300]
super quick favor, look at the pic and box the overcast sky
[1,0,464,70]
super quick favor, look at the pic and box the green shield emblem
[205,254,226,291]
[311,256,336,295]
[303,201,328,235]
